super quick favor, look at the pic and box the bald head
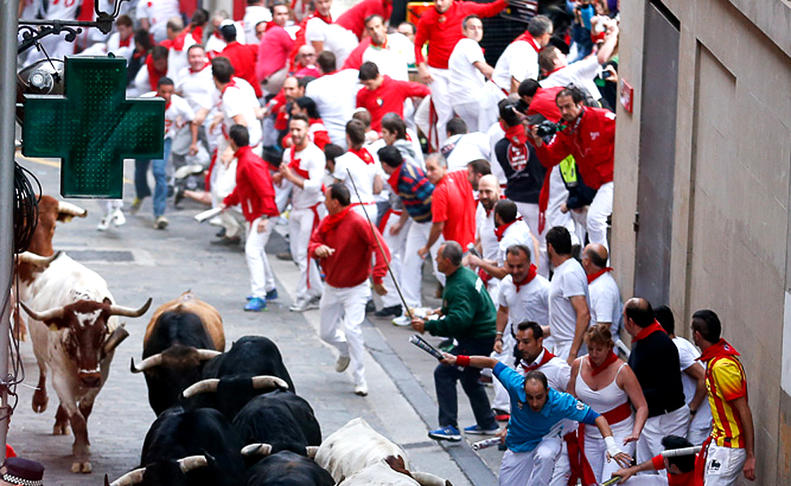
[478,175,501,211]
[623,297,654,335]
[297,44,316,66]
[582,243,608,273]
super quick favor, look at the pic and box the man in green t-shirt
[412,240,498,441]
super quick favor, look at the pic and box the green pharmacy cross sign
[22,56,165,198]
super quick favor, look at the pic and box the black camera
[535,120,560,138]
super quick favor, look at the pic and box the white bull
[22,253,151,473]
[314,418,451,486]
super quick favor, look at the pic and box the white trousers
[499,436,562,486]
[587,181,613,251]
[102,200,123,216]
[451,99,481,133]
[478,81,507,134]
[636,404,690,464]
[514,201,548,277]
[427,67,453,147]
[289,207,325,302]
[245,217,276,298]
[491,328,516,412]
[319,281,371,386]
[381,214,410,308]
[401,221,444,309]
[584,417,636,483]
[703,444,746,486]
[546,166,577,244]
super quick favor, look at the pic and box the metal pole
[0,0,20,463]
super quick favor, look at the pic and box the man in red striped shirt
[309,183,390,396]
[413,0,508,146]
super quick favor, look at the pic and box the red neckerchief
[220,78,237,96]
[191,26,204,43]
[546,65,565,76]
[371,35,388,49]
[633,320,666,342]
[319,206,351,238]
[514,30,541,53]
[494,217,521,241]
[213,29,223,40]
[312,10,332,24]
[513,264,538,293]
[697,338,740,364]
[189,61,210,74]
[146,54,167,91]
[288,143,311,179]
[387,164,402,192]
[119,36,131,48]
[589,350,618,376]
[160,29,190,51]
[587,267,613,284]
[233,145,252,160]
[309,117,325,128]
[521,347,555,372]
[349,146,374,165]
[505,124,528,145]
[265,21,279,32]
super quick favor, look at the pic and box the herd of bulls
[12,197,452,485]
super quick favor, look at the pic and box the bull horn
[196,349,222,361]
[130,353,163,373]
[109,467,146,486]
[241,443,272,457]
[102,325,129,358]
[251,375,289,391]
[305,446,319,459]
[58,200,88,217]
[16,251,61,268]
[411,472,452,486]
[182,378,219,398]
[108,297,153,317]
[177,455,208,473]
[20,301,64,322]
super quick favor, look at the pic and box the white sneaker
[335,355,350,373]
[354,382,368,396]
[97,217,110,231]
[392,314,411,327]
[289,299,320,312]
[112,209,126,227]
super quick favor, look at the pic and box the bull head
[107,455,210,486]
[130,349,221,373]
[22,297,151,387]
[181,375,289,398]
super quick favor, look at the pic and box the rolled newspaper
[409,335,444,360]
[471,437,501,451]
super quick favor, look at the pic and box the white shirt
[220,77,262,147]
[491,39,540,92]
[518,348,571,392]
[485,122,508,185]
[142,92,195,139]
[305,17,359,67]
[548,258,590,345]
[498,273,550,336]
[136,0,180,29]
[588,270,622,340]
[540,54,602,101]
[673,337,713,430]
[448,38,487,101]
[476,203,499,262]
[243,5,272,44]
[362,34,412,81]
[332,152,377,205]
[442,132,491,172]
[166,35,197,85]
[282,143,326,209]
[496,219,535,267]
[106,32,134,61]
[176,64,216,113]
[41,0,79,20]
[305,69,360,148]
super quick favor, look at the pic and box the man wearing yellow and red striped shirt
[691,309,756,485]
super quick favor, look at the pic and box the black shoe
[173,186,185,207]
[365,299,375,313]
[211,236,241,246]
[374,305,402,317]
[167,184,175,198]
[215,227,227,238]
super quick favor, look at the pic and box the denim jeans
[135,137,172,217]
[434,336,497,430]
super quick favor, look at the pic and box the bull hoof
[71,461,92,473]
[53,423,70,435]
[32,391,48,413]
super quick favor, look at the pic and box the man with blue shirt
[440,353,632,485]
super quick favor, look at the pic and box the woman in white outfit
[568,324,649,483]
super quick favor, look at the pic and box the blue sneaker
[265,289,279,300]
[244,297,267,312]
[428,425,461,442]
[464,424,499,435]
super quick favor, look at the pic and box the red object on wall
[180,0,197,18]
[233,0,246,20]
[620,79,634,114]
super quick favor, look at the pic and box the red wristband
[456,355,471,367]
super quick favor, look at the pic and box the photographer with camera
[528,85,616,251]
